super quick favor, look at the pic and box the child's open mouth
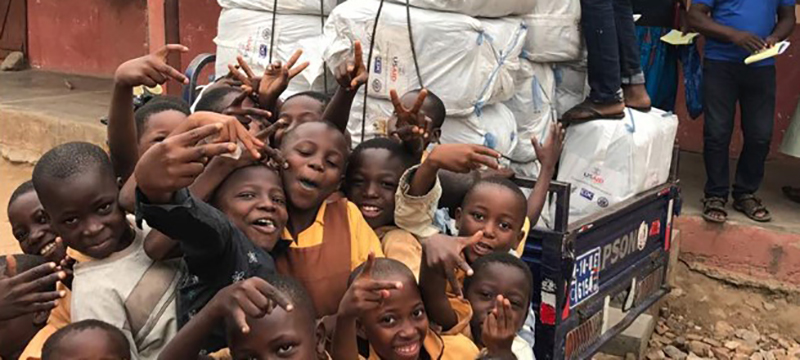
[298,178,319,191]
[472,241,494,256]
[393,341,421,358]
[251,218,278,234]
[39,241,57,257]
[359,204,383,218]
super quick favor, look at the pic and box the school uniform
[361,330,479,360]
[137,188,283,353]
[71,217,181,360]
[278,197,384,317]
[376,226,422,280]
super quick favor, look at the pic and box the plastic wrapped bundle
[346,92,518,157]
[217,0,338,15]
[215,7,334,97]
[385,0,535,18]
[521,0,583,63]
[555,108,678,222]
[323,0,527,117]
[553,60,589,119]
[504,61,556,177]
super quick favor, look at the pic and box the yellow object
[744,41,791,65]
[362,330,479,360]
[281,201,384,270]
[132,84,164,97]
[379,226,423,280]
[660,30,699,45]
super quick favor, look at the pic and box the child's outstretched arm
[108,44,189,183]
[418,232,482,331]
[323,41,368,133]
[409,144,501,196]
[158,277,293,360]
[332,253,402,360]
[228,50,309,115]
[527,123,564,226]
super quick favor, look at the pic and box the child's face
[213,166,288,252]
[51,328,130,360]
[346,149,405,229]
[280,123,348,211]
[39,172,130,260]
[275,96,325,145]
[137,110,187,157]
[8,191,66,263]
[455,184,526,264]
[228,307,324,360]
[465,263,530,347]
[361,276,428,360]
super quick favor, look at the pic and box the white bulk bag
[553,61,589,119]
[522,0,582,63]
[505,61,556,177]
[385,0,535,18]
[215,8,333,97]
[556,108,678,222]
[217,0,338,15]
[323,0,527,117]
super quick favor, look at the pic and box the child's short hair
[462,176,528,215]
[134,97,190,139]
[284,91,331,109]
[0,254,53,291]
[32,142,113,189]
[464,252,533,306]
[281,120,350,155]
[268,273,316,320]
[42,320,130,360]
[348,257,415,285]
[194,86,240,113]
[407,88,446,129]
[346,138,416,179]
[8,180,35,212]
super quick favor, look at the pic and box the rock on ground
[1,52,26,71]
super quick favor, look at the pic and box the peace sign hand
[421,231,483,297]
[228,50,310,108]
[253,120,290,171]
[337,253,404,320]
[336,41,368,92]
[0,256,66,321]
[389,89,432,141]
[209,277,294,334]
[481,295,517,355]
[114,44,189,88]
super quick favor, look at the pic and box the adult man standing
[689,0,795,223]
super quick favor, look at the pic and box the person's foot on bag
[560,100,625,124]
[622,84,651,112]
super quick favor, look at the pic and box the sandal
[782,186,800,204]
[701,197,728,224]
[733,194,772,222]
[560,100,625,125]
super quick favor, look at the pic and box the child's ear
[430,128,442,144]
[314,321,327,360]
[454,207,463,223]
[33,310,49,326]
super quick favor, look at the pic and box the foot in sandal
[733,194,772,222]
[702,197,728,224]
[560,100,625,124]
[622,84,651,112]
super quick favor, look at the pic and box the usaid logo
[583,167,605,184]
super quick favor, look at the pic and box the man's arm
[766,5,797,46]
[688,3,766,52]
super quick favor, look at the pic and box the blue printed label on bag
[374,57,382,74]
[580,188,595,201]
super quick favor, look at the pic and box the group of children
[0,40,564,360]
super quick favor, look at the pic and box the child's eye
[64,217,79,226]
[326,159,339,168]
[380,316,397,325]
[13,229,29,241]
[97,203,113,214]
[35,212,48,224]
[412,308,426,318]
[480,291,493,300]
[381,181,397,189]
[237,192,256,199]
[471,212,485,221]
[276,343,297,356]
[499,222,512,230]
[271,196,285,205]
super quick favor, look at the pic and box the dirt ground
[0,157,32,255]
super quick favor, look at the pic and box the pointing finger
[288,61,310,79]
[286,49,303,69]
[389,89,405,114]
[410,89,428,114]
[237,56,256,79]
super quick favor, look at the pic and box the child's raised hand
[253,120,290,170]
[337,253,403,319]
[481,295,517,356]
[185,111,266,160]
[335,41,368,92]
[0,256,66,321]
[220,88,273,126]
[426,144,501,174]
[114,44,189,87]
[532,122,565,173]
[210,277,294,334]
[421,231,483,296]
[229,50,309,106]
[390,89,431,141]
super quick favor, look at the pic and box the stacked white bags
[385,0,535,18]
[323,0,529,153]
[553,108,678,223]
[214,1,336,97]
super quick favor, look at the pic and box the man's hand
[208,277,294,334]
[0,256,66,321]
[229,50,309,108]
[426,144,501,174]
[114,44,189,87]
[337,253,403,319]
[730,31,766,53]
[765,36,780,49]
[532,122,565,173]
[421,232,483,296]
[482,295,517,356]
[136,122,239,202]
[336,41,368,92]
